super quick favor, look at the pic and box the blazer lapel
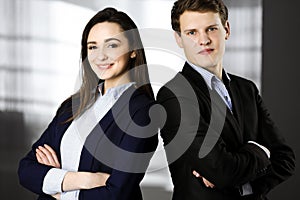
[227,78,244,140]
[210,88,243,143]
[78,86,137,170]
[181,63,243,143]
[181,63,211,101]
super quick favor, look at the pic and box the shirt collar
[97,82,135,100]
[187,61,231,90]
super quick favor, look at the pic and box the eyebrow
[207,24,220,28]
[183,23,220,32]
[87,41,96,45]
[104,38,121,43]
[87,38,121,45]
[183,28,197,33]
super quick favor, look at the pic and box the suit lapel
[227,78,244,140]
[181,63,211,100]
[182,63,243,143]
[78,86,138,170]
[210,88,243,143]
[78,110,114,171]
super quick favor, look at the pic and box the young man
[157,0,295,199]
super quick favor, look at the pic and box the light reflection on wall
[224,4,262,89]
[0,0,94,199]
[0,0,93,120]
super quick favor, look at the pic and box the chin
[96,74,107,80]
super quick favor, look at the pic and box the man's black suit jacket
[157,63,295,200]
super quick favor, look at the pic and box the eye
[88,45,97,50]
[187,30,196,36]
[106,43,119,48]
[207,27,218,32]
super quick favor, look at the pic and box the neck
[103,75,131,95]
[203,65,223,80]
[212,66,223,80]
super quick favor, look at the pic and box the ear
[174,31,183,48]
[224,21,230,40]
[130,51,136,58]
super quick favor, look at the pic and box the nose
[198,32,211,46]
[90,47,108,62]
[96,49,108,61]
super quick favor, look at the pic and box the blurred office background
[0,0,298,199]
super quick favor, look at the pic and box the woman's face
[87,22,132,87]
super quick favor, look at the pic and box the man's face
[175,11,230,73]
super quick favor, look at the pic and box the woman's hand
[36,144,111,192]
[36,144,61,168]
[192,170,215,188]
[62,171,110,191]
[81,172,110,189]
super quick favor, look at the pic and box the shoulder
[130,87,155,104]
[229,73,259,92]
[157,71,200,103]
[129,87,155,113]
[54,95,78,122]
[229,73,253,83]
[113,86,155,116]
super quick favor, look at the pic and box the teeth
[97,63,113,69]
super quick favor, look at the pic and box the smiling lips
[198,48,214,55]
[96,63,114,70]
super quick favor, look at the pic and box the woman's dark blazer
[18,86,158,200]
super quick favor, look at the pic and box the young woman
[18,7,158,200]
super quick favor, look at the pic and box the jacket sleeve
[79,103,158,200]
[157,86,271,189]
[18,102,70,195]
[250,84,295,196]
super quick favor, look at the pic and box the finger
[38,146,56,166]
[207,180,215,188]
[202,177,209,187]
[103,173,110,180]
[203,177,215,188]
[193,170,201,178]
[44,144,60,168]
[36,148,50,165]
[51,193,61,199]
[36,152,44,164]
[96,172,111,186]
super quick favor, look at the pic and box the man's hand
[51,193,61,200]
[193,170,215,188]
[36,144,61,168]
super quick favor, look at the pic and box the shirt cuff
[239,182,253,196]
[61,190,80,200]
[42,168,68,195]
[248,141,270,158]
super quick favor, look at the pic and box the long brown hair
[67,7,153,121]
